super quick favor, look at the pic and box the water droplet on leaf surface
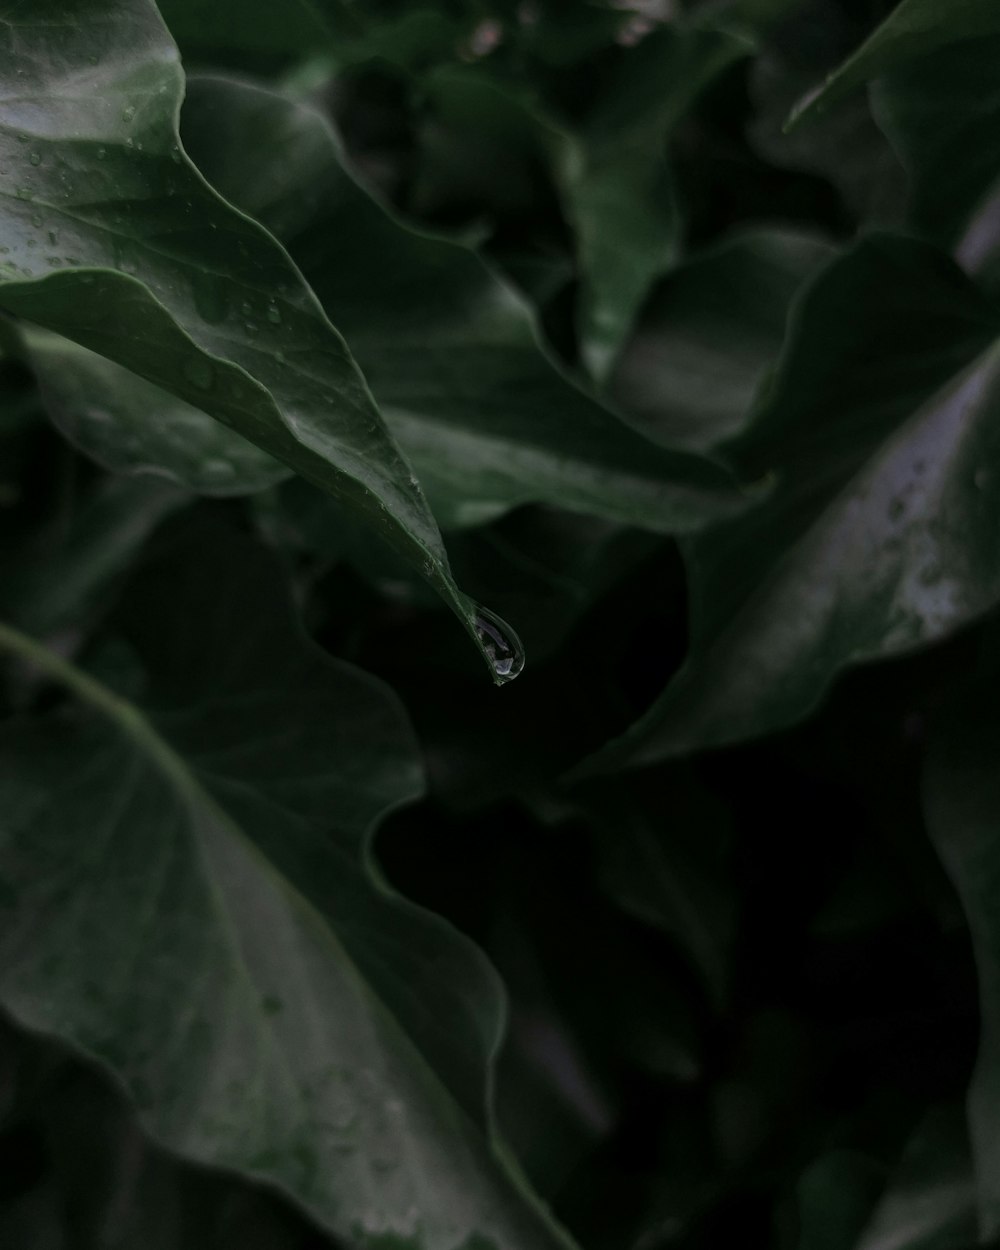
[474,607,524,682]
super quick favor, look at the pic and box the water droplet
[122,105,136,123]
[183,357,214,390]
[169,145,182,164]
[47,229,58,246]
[30,212,41,227]
[28,151,40,166]
[15,187,32,201]
[125,137,134,149]
[266,302,281,325]
[244,321,259,335]
[96,146,106,160]
[240,300,253,316]
[474,606,524,682]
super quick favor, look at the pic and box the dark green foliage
[1,2,999,1247]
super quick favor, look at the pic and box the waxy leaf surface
[179,76,747,534]
[0,0,505,674]
[0,522,576,1250]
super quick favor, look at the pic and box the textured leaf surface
[583,236,1000,769]
[0,523,574,1250]
[179,76,748,533]
[0,0,505,674]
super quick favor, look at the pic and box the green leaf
[855,1105,977,1250]
[748,0,907,226]
[873,36,1000,286]
[581,235,1000,770]
[786,0,1000,131]
[0,0,507,678]
[179,75,748,533]
[609,229,833,451]
[23,329,287,496]
[567,23,753,380]
[565,144,679,382]
[155,0,336,58]
[0,473,186,636]
[796,1151,887,1250]
[0,520,576,1250]
[584,774,735,1010]
[0,1017,338,1250]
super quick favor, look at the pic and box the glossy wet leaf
[583,236,1000,769]
[787,0,1000,131]
[0,0,505,676]
[0,521,575,1250]
[180,76,747,534]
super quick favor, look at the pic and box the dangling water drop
[473,606,524,683]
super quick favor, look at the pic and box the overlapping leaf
[583,236,1000,769]
[874,35,1000,287]
[178,75,747,533]
[608,229,832,451]
[0,520,576,1250]
[0,0,507,675]
[24,329,286,495]
[787,0,1000,130]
